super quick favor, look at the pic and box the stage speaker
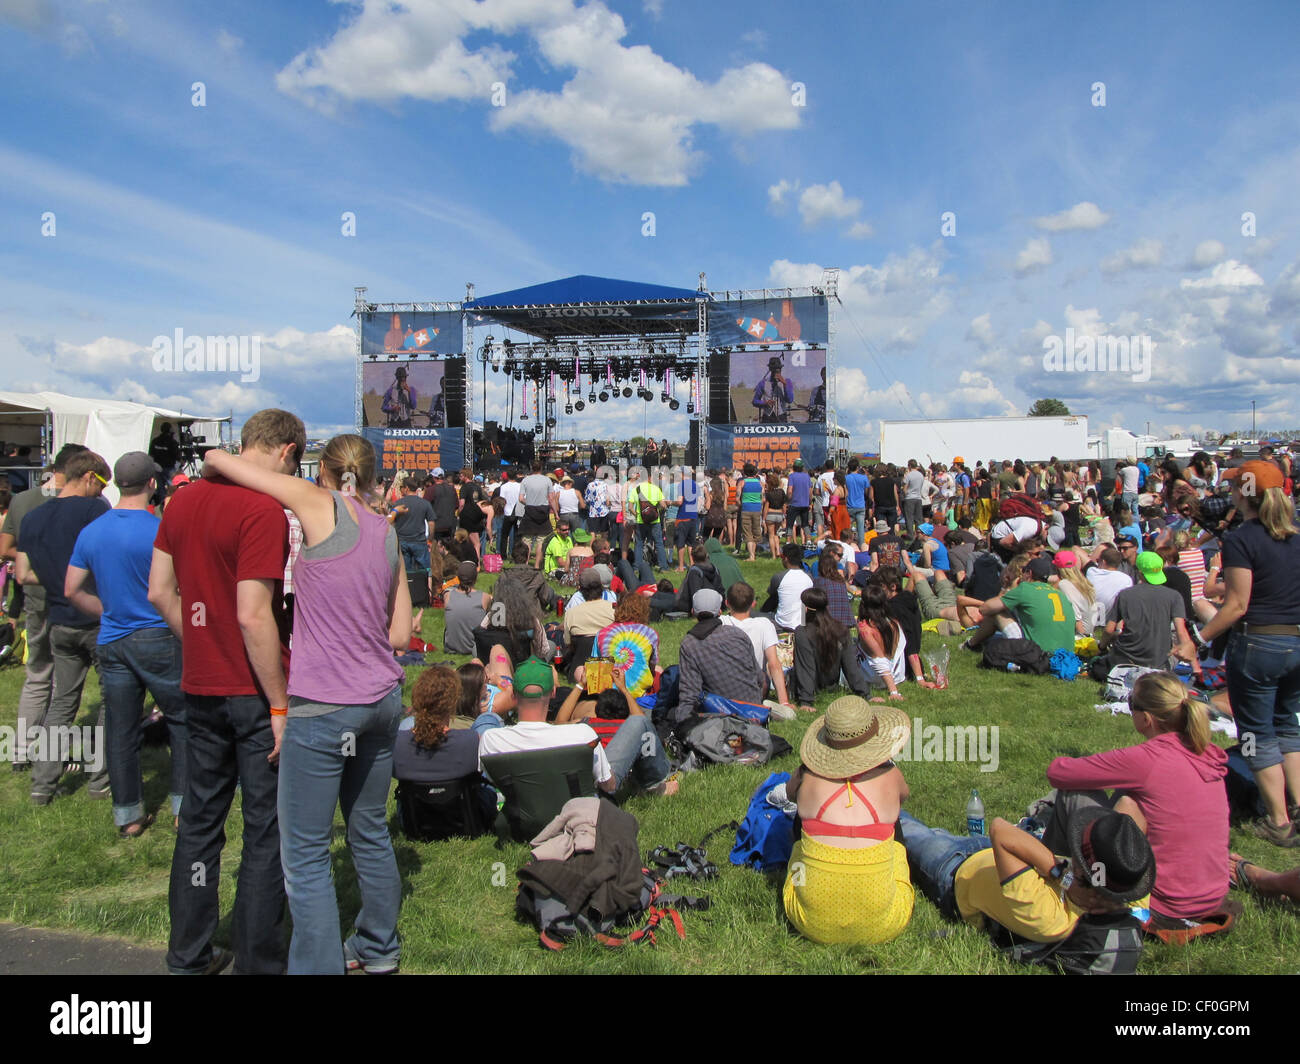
[444,357,467,428]
[688,419,700,465]
[707,351,731,424]
[485,420,499,444]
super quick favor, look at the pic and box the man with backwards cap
[64,452,188,837]
[475,657,677,796]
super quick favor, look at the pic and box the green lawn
[1,555,1296,974]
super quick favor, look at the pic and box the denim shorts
[1225,630,1300,771]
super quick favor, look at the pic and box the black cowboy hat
[1067,806,1155,903]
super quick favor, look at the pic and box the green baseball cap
[571,528,592,544]
[513,657,555,696]
[1135,551,1166,585]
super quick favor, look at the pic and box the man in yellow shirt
[626,469,667,570]
[898,806,1153,951]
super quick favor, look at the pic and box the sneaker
[30,791,54,806]
[201,947,234,975]
[11,761,31,773]
[763,700,796,722]
[88,785,112,801]
[343,944,399,975]
[1246,816,1299,848]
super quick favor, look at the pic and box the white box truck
[879,416,1090,466]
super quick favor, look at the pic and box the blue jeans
[399,539,430,575]
[898,811,990,920]
[97,627,188,826]
[847,507,866,546]
[634,521,667,569]
[278,686,405,975]
[1225,631,1300,771]
[491,514,505,552]
[168,693,286,975]
[603,716,671,791]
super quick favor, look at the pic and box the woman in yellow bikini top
[782,696,914,945]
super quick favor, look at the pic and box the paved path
[0,922,168,975]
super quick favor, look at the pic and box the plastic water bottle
[966,790,985,836]
[1006,662,1020,673]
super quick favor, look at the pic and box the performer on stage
[382,366,418,428]
[430,378,446,428]
[808,366,827,422]
[591,439,607,468]
[752,356,794,423]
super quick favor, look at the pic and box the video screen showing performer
[729,349,826,424]
[362,361,445,429]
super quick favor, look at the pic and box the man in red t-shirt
[149,408,303,975]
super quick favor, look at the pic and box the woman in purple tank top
[204,434,412,975]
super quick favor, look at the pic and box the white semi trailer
[879,416,1090,466]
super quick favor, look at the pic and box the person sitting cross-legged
[674,588,766,723]
[963,554,1076,656]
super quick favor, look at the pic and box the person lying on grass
[899,807,1154,947]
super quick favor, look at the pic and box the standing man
[845,458,871,547]
[149,423,182,497]
[902,459,925,536]
[495,469,522,558]
[753,356,794,423]
[627,468,668,570]
[429,467,459,545]
[786,459,812,545]
[518,460,556,569]
[0,443,86,771]
[391,478,436,578]
[149,409,303,976]
[64,452,188,836]
[381,367,418,428]
[591,439,607,469]
[15,449,112,803]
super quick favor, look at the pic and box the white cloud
[740,29,767,49]
[216,28,243,53]
[279,0,800,186]
[1179,259,1265,290]
[1100,237,1163,275]
[967,313,995,349]
[1190,239,1225,268]
[767,178,796,210]
[0,0,56,32]
[845,220,875,239]
[1033,201,1111,232]
[1015,236,1053,275]
[797,181,862,227]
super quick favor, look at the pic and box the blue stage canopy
[463,275,705,338]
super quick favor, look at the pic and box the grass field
[1,555,1296,974]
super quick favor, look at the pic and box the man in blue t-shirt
[15,449,112,804]
[844,458,872,548]
[786,460,812,545]
[65,452,188,835]
[674,472,701,570]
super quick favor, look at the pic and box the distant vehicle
[879,416,1089,466]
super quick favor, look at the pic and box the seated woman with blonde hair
[782,696,914,945]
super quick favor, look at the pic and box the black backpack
[965,551,1004,600]
[395,775,494,842]
[990,911,1144,975]
[977,638,1052,674]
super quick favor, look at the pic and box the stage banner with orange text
[362,427,465,481]
[707,423,828,472]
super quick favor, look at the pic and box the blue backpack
[728,771,796,871]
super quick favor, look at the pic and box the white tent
[0,391,230,503]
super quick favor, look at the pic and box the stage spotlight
[565,403,574,415]
[587,390,597,404]
[621,386,633,398]
[660,391,670,403]
[686,401,694,414]
[669,399,680,411]
[533,424,543,436]
[546,416,557,428]
[599,390,609,403]
[574,399,585,412]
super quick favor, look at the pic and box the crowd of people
[2,414,1298,972]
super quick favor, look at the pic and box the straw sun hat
[799,696,911,780]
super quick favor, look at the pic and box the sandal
[118,813,155,839]
[1230,854,1261,896]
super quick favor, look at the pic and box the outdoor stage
[353,272,840,477]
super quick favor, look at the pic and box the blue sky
[2,0,1297,448]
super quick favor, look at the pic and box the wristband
[269,706,288,717]
[1191,625,1208,648]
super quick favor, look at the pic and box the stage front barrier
[706,422,828,472]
